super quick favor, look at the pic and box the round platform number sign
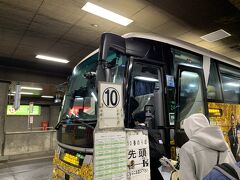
[102,87,120,108]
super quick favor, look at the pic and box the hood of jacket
[183,113,228,152]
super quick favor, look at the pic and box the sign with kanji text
[126,129,150,180]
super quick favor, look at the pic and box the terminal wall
[3,105,60,156]
[4,130,56,156]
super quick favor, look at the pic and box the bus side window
[179,71,205,121]
[222,77,240,103]
[130,62,162,128]
[207,61,222,101]
[218,62,240,103]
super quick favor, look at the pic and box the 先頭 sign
[126,129,150,180]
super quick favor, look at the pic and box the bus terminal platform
[0,154,53,180]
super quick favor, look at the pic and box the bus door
[125,57,168,152]
[175,65,208,149]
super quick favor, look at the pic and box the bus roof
[77,32,240,68]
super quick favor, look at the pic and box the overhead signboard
[7,105,41,115]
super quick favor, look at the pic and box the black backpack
[203,151,240,180]
[214,163,240,180]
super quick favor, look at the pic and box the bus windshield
[56,53,98,148]
[60,53,98,122]
[57,50,126,147]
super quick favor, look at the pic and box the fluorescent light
[134,76,159,82]
[36,55,69,63]
[12,91,34,95]
[82,2,133,26]
[189,84,196,88]
[21,86,43,91]
[41,95,54,98]
[8,94,14,96]
[182,71,199,78]
[75,97,83,101]
[226,82,240,87]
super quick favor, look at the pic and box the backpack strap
[214,163,239,180]
[216,151,220,165]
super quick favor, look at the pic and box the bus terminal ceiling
[0,0,240,82]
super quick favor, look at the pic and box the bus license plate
[63,153,79,166]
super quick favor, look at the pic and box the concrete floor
[0,157,53,180]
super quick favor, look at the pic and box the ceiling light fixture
[36,55,69,63]
[41,95,54,98]
[200,29,231,42]
[226,82,240,87]
[21,86,43,91]
[134,76,159,82]
[12,92,34,95]
[182,71,199,78]
[82,2,133,26]
[189,84,196,88]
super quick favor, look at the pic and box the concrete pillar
[0,81,10,156]
[49,105,60,127]
[49,105,59,150]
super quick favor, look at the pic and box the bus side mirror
[96,33,126,84]
[98,33,125,61]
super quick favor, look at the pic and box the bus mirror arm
[96,59,114,84]
[95,60,106,88]
[105,68,112,82]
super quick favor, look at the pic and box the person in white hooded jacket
[179,113,236,180]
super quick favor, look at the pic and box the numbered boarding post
[94,82,127,180]
[126,129,150,180]
[97,82,124,129]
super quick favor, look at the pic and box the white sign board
[29,116,34,124]
[94,131,127,180]
[166,75,175,88]
[29,102,34,113]
[98,82,124,129]
[126,129,150,180]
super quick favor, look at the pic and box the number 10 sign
[100,82,122,109]
[98,82,123,129]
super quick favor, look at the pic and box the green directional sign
[7,105,41,115]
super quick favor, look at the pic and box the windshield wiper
[55,116,96,130]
